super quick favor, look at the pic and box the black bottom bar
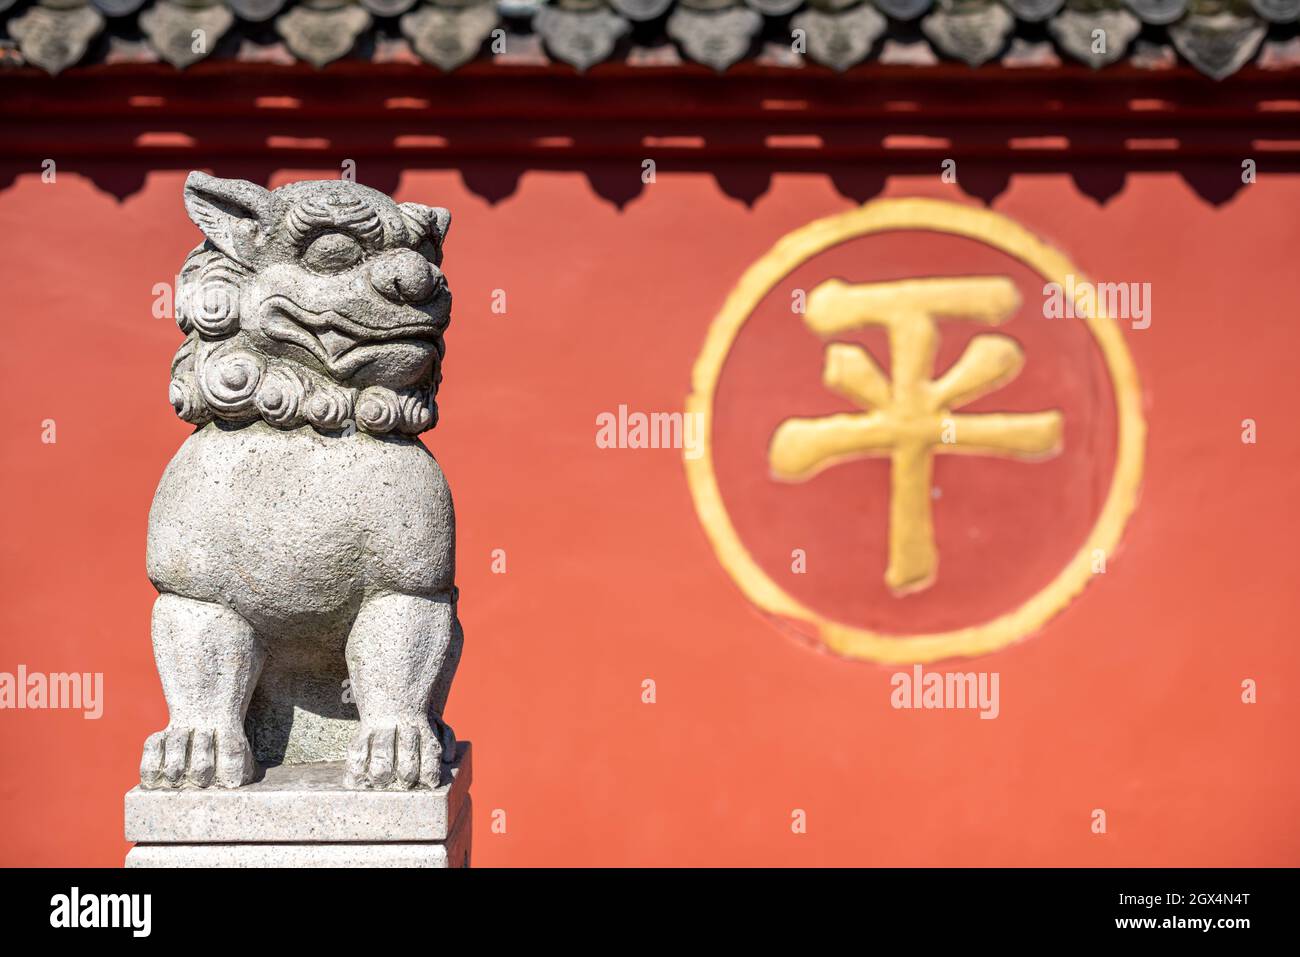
[0,867,1290,942]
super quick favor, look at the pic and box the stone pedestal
[125,743,472,868]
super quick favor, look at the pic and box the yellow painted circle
[684,198,1146,664]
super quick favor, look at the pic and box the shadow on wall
[0,154,1282,210]
[4,68,1296,208]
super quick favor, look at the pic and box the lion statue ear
[398,202,451,265]
[183,171,275,268]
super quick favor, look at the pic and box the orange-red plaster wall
[0,165,1297,866]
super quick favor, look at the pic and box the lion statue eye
[302,232,364,273]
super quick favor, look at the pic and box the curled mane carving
[168,172,452,437]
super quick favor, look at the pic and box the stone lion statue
[140,172,461,790]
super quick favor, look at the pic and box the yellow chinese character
[769,277,1063,594]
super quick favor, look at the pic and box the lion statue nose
[369,249,437,305]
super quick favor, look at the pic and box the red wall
[1,164,1297,866]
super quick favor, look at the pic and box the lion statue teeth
[140,173,462,791]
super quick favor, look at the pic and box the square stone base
[125,742,471,868]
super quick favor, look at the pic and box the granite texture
[127,744,471,843]
[139,173,463,792]
[126,798,473,868]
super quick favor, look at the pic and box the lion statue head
[168,172,452,436]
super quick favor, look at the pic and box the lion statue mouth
[260,295,444,380]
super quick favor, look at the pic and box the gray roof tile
[0,0,1292,77]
